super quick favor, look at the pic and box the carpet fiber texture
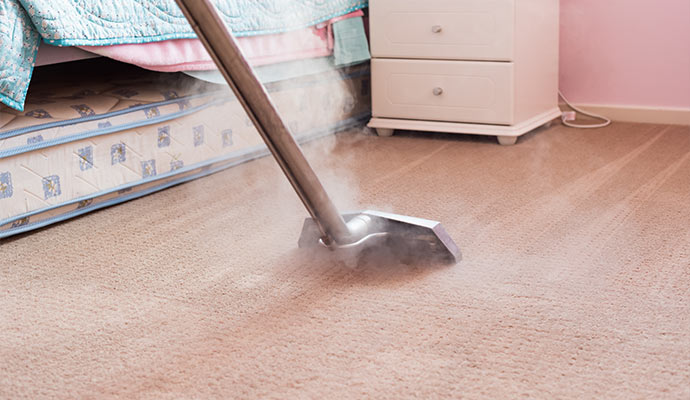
[1,122,689,399]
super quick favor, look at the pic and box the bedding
[78,11,365,72]
[0,60,371,238]
[1,0,368,111]
[79,30,329,72]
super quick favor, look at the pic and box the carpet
[1,121,689,398]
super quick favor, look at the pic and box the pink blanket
[79,11,363,72]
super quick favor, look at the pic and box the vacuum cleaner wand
[174,0,461,262]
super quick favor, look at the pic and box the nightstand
[367,0,561,145]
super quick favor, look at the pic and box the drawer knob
[432,87,444,96]
[431,25,443,33]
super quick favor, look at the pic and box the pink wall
[559,0,690,108]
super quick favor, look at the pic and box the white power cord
[558,90,612,129]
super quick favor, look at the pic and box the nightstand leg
[497,135,518,146]
[376,128,395,137]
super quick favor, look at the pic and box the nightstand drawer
[371,59,514,125]
[370,0,515,61]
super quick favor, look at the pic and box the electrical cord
[558,90,612,129]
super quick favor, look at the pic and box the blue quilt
[1,0,367,111]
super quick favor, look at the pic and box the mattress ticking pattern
[0,62,371,238]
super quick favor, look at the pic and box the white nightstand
[367,0,561,145]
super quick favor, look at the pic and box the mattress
[0,60,371,238]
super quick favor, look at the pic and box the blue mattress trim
[0,152,268,239]
[0,97,230,160]
[0,91,222,140]
[1,66,369,159]
[0,112,370,238]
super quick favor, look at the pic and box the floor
[1,121,689,399]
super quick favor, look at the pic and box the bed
[0,0,371,238]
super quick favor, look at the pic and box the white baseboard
[559,103,690,126]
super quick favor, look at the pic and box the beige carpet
[1,121,689,399]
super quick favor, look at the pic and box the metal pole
[174,0,353,244]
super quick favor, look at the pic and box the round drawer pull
[432,87,444,96]
[431,25,443,33]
